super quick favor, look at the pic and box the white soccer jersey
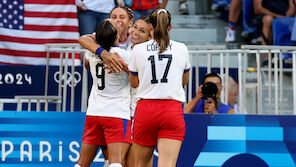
[129,40,190,103]
[119,35,135,116]
[119,35,133,51]
[86,47,131,120]
[130,87,137,117]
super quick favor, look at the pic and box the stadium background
[1,0,296,166]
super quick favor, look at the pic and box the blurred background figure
[253,0,295,45]
[131,0,168,21]
[225,76,240,114]
[184,73,235,114]
[179,0,189,15]
[225,0,242,42]
[76,0,118,36]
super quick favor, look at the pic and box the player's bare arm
[78,34,124,72]
[182,71,190,86]
[129,74,139,88]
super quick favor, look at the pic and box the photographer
[184,73,235,114]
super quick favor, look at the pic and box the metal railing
[188,49,249,114]
[0,96,61,111]
[15,96,62,111]
[188,45,296,115]
[241,45,296,115]
[44,43,87,112]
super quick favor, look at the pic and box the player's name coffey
[1,140,104,163]
[146,43,173,52]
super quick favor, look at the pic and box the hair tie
[157,9,167,14]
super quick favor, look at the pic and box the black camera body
[201,82,218,101]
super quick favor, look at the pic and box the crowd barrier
[1,44,296,115]
[188,45,296,115]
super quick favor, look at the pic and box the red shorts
[82,116,132,145]
[133,99,186,147]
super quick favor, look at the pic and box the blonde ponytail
[149,9,171,54]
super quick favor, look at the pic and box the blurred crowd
[219,0,296,45]
[75,0,189,36]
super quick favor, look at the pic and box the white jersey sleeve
[129,40,190,103]
[84,50,92,61]
[86,47,131,120]
[128,47,139,73]
[183,45,190,71]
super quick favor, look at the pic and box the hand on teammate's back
[104,53,128,73]
[101,52,124,73]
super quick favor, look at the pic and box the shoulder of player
[132,40,153,50]
[110,46,128,54]
[170,40,188,49]
[86,50,101,61]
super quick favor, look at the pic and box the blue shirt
[193,99,233,114]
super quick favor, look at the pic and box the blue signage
[1,112,296,166]
[0,111,105,167]
[178,114,296,167]
[0,65,88,111]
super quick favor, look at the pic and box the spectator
[253,0,295,45]
[225,0,242,42]
[131,0,168,21]
[76,0,122,36]
[179,0,189,15]
[226,76,240,113]
[184,73,235,114]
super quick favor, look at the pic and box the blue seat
[272,17,295,59]
[273,17,295,46]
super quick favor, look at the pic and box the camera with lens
[202,82,218,103]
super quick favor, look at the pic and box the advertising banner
[1,112,296,166]
[0,65,87,111]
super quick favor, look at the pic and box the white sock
[74,164,81,167]
[103,160,110,167]
[109,163,122,167]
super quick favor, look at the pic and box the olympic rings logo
[54,71,81,87]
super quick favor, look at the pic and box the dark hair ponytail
[95,20,117,51]
[149,9,171,54]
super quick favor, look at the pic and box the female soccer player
[75,19,132,167]
[78,6,134,72]
[128,8,190,167]
[129,16,151,117]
